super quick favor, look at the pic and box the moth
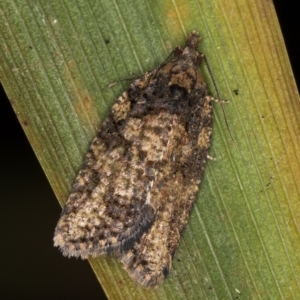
[54,31,216,287]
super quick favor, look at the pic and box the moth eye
[196,53,203,65]
[174,47,183,57]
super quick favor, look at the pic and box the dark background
[1,2,298,299]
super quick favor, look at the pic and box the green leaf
[1,0,299,299]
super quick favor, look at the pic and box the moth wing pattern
[54,31,213,287]
[53,92,157,258]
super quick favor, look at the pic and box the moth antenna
[102,76,138,92]
[203,55,235,146]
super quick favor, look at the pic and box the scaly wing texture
[54,31,213,287]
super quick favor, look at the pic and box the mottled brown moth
[54,31,219,287]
